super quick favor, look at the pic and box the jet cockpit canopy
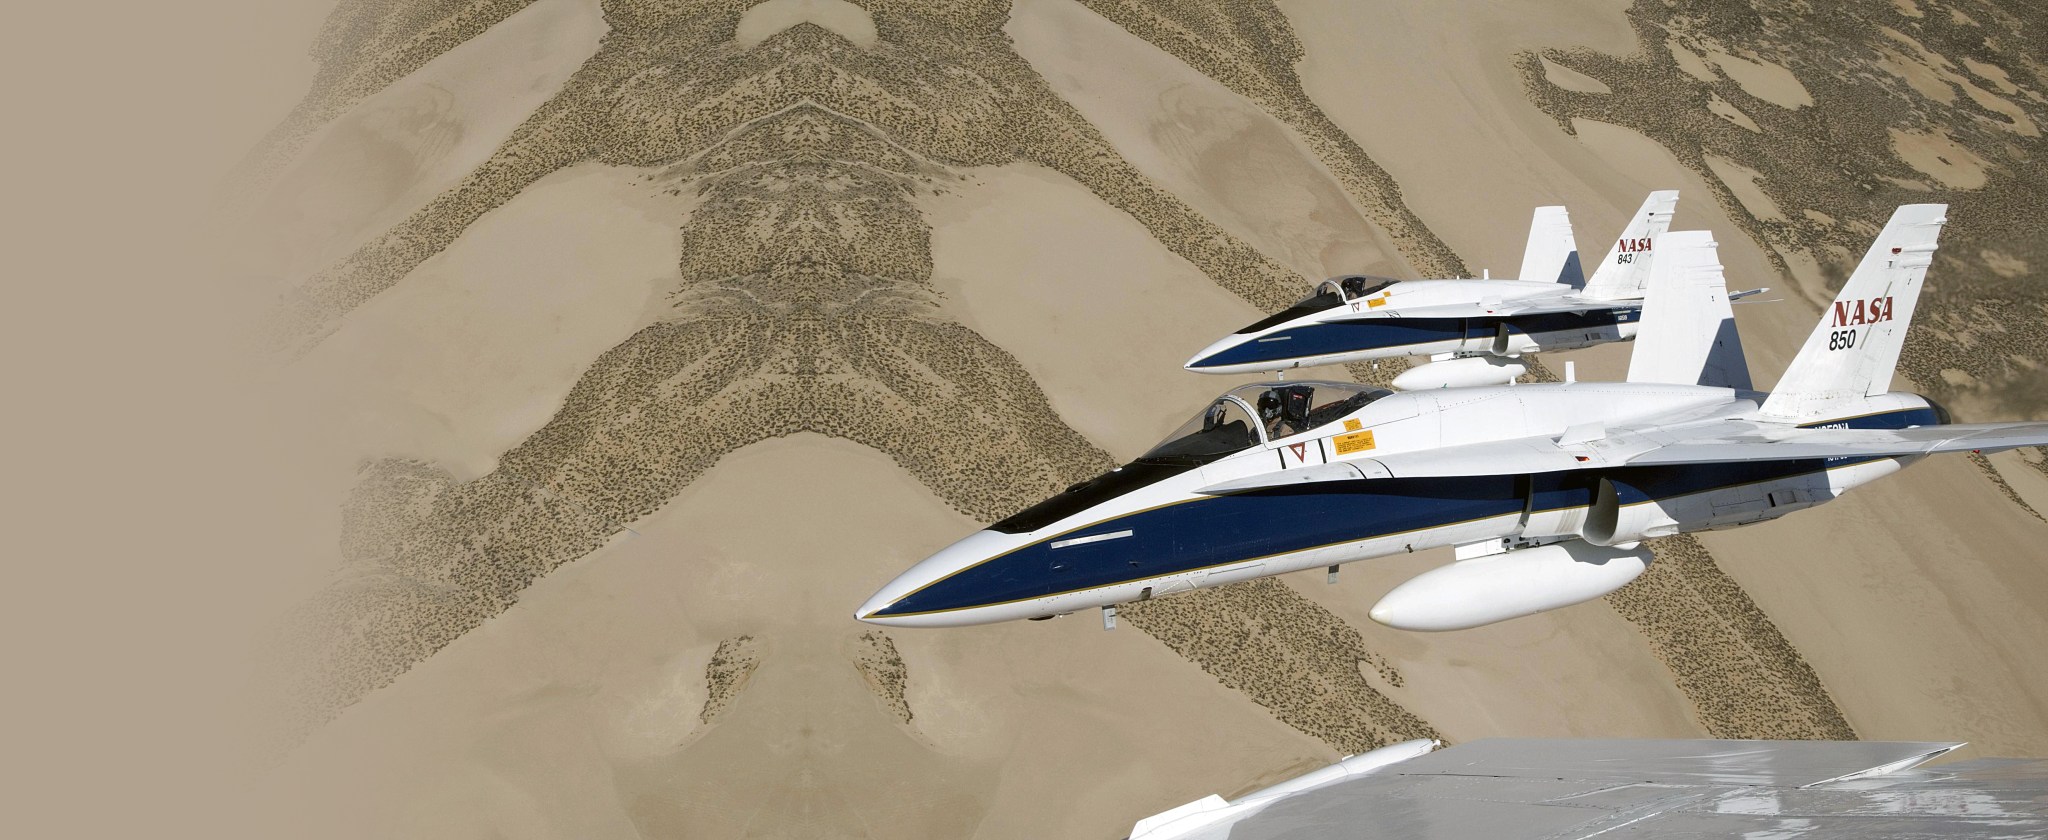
[1140,381,1393,464]
[1324,274,1399,301]
[1233,276,1401,335]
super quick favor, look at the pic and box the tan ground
[736,0,878,49]
[164,0,2048,837]
[264,435,1331,839]
[1008,0,1405,282]
[223,0,604,286]
[1700,454,2048,759]
[1889,126,1993,189]
[1698,47,1814,110]
[275,161,692,480]
[923,161,1302,457]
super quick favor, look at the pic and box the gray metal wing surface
[1127,739,2048,840]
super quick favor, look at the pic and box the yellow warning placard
[1334,430,1376,454]
[1342,419,1362,432]
[1367,297,1387,308]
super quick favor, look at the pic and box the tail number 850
[1828,328,1858,351]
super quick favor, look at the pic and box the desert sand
[263,436,1337,838]
[1007,0,1406,283]
[275,161,692,480]
[185,0,2048,837]
[223,0,605,286]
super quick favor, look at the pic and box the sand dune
[1009,0,1404,282]
[228,0,603,285]
[1700,453,2048,757]
[1281,0,1639,279]
[1282,561,1706,742]
[924,161,1309,458]
[266,436,1330,839]
[277,162,689,480]
[736,0,877,49]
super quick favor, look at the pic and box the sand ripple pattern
[1121,579,1441,753]
[1607,535,1856,739]
[1967,452,2047,523]
[1070,0,1469,279]
[256,1,1446,753]
[229,0,542,192]
[265,1,1335,357]
[851,631,912,725]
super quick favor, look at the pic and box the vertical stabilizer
[1581,190,1679,301]
[1517,205,1584,287]
[1626,230,1751,389]
[1758,204,1947,422]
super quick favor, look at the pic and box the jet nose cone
[1185,335,1244,371]
[857,530,1025,626]
[853,589,895,624]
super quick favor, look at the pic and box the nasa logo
[1617,237,1653,253]
[1831,296,1895,327]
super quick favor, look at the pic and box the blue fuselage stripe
[1190,310,1637,369]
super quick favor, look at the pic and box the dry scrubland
[1520,0,2048,426]
[237,0,2047,835]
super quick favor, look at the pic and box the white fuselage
[857,383,1935,627]
[1186,279,1639,375]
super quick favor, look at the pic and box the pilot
[1257,390,1283,437]
[1258,386,1315,439]
[1341,275,1370,299]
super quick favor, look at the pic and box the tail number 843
[1828,328,1858,350]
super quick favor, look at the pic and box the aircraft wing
[1369,420,2048,478]
[1197,420,2048,492]
[1623,421,2048,465]
[1128,738,2048,840]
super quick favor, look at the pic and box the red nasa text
[1832,296,1895,327]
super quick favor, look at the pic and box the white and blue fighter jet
[859,204,2048,631]
[1183,191,1756,390]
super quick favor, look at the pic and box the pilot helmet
[1256,390,1283,420]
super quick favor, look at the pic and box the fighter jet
[859,204,2048,631]
[1182,191,1765,390]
